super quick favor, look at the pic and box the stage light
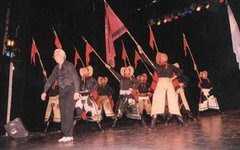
[205,4,210,9]
[163,18,168,23]
[6,39,15,47]
[174,16,179,20]
[156,19,161,25]
[196,6,202,12]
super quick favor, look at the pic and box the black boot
[74,107,83,120]
[112,118,118,128]
[165,114,173,124]
[175,115,184,126]
[149,115,157,130]
[141,117,147,128]
[186,111,195,121]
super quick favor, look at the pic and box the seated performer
[105,64,141,127]
[96,76,115,118]
[136,73,152,127]
[75,66,102,128]
[172,63,195,121]
[198,71,220,113]
[138,48,184,128]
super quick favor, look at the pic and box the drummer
[96,76,115,118]
[75,65,99,120]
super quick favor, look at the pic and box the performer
[172,63,195,121]
[96,76,115,118]
[198,71,220,113]
[139,49,184,128]
[44,81,61,123]
[105,64,141,127]
[136,73,152,127]
[41,48,80,142]
[75,66,102,128]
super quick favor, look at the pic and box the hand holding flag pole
[31,38,47,80]
[182,33,202,83]
[127,31,156,70]
[81,36,120,82]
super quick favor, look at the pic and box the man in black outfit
[41,49,80,142]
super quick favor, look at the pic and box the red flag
[121,41,127,66]
[183,34,189,57]
[134,50,141,68]
[150,71,158,89]
[105,3,128,67]
[74,50,81,67]
[105,3,127,41]
[53,30,62,49]
[31,39,39,65]
[85,42,93,66]
[148,24,157,50]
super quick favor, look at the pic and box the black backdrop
[1,0,240,135]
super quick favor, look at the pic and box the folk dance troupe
[41,48,220,142]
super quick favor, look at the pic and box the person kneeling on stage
[41,48,80,143]
[96,76,115,118]
[198,71,220,113]
[136,73,152,127]
[139,49,184,129]
[172,63,195,121]
[75,66,102,125]
[105,64,141,127]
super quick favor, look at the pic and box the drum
[116,96,141,120]
[75,92,102,122]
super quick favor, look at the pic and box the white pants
[151,78,181,116]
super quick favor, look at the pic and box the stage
[1,110,240,150]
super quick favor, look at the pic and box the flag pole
[81,36,120,82]
[141,59,153,77]
[127,31,156,70]
[32,38,47,80]
[73,46,85,67]
[183,33,202,83]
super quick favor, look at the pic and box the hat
[80,65,93,77]
[120,66,134,77]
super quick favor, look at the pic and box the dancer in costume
[105,64,141,127]
[198,71,220,113]
[139,49,184,128]
[96,76,115,118]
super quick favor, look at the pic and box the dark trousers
[59,86,75,136]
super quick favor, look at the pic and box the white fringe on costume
[199,88,220,111]
[75,95,102,121]
[151,78,181,116]
[138,95,151,115]
[97,96,115,117]
[45,95,61,122]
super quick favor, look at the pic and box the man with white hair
[41,48,80,142]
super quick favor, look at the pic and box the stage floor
[1,110,240,150]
